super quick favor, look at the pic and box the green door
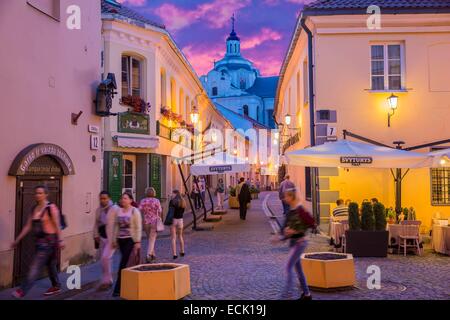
[149,154,162,200]
[108,152,123,203]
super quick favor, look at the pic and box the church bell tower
[226,14,240,57]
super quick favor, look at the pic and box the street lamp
[387,94,398,127]
[190,106,199,125]
[284,114,292,126]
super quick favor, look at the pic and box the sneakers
[43,287,61,296]
[11,289,25,299]
[298,293,312,301]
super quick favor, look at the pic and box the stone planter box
[345,230,389,257]
[228,196,239,209]
[301,252,355,289]
[121,263,191,300]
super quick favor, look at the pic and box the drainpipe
[300,17,320,224]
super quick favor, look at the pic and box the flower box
[301,252,355,289]
[121,263,191,300]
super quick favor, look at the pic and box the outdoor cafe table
[330,222,348,246]
[387,224,403,246]
[432,225,450,255]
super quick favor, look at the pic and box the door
[14,177,61,286]
[122,155,136,199]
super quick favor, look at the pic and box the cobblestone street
[57,191,449,300]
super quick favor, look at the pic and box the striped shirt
[332,205,349,217]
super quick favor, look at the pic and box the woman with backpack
[110,192,142,297]
[11,185,65,298]
[279,187,316,300]
[169,190,186,260]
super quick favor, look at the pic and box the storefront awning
[190,152,250,176]
[115,136,159,149]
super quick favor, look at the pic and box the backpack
[35,202,68,230]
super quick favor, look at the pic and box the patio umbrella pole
[395,168,402,215]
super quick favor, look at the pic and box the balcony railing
[156,121,193,149]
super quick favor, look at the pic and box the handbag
[126,247,141,268]
[156,216,165,232]
[164,206,175,226]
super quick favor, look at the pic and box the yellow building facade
[275,4,450,232]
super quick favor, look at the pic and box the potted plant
[301,252,356,289]
[228,186,239,209]
[121,263,191,300]
[386,207,396,224]
[249,186,260,199]
[345,201,389,257]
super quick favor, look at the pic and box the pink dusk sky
[117,0,312,77]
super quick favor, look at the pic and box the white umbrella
[190,152,250,176]
[286,140,432,169]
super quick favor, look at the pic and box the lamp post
[387,94,398,127]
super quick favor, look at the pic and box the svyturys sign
[209,165,232,173]
[340,156,373,166]
[9,143,75,176]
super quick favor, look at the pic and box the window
[243,105,249,116]
[431,168,450,205]
[371,44,403,91]
[161,69,167,106]
[27,0,60,20]
[319,110,330,121]
[122,55,142,97]
[212,87,218,96]
[303,60,309,105]
[240,79,246,89]
[170,78,177,112]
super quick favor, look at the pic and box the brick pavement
[2,191,449,300]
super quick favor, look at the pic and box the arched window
[122,55,142,97]
[240,79,246,89]
[212,87,218,96]
[170,78,177,112]
[160,68,167,106]
[243,105,249,116]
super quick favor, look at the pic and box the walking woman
[191,183,201,210]
[110,192,142,297]
[169,190,186,259]
[215,178,225,210]
[11,185,64,298]
[280,188,316,300]
[139,187,162,263]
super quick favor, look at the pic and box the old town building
[0,0,102,287]
[274,0,450,230]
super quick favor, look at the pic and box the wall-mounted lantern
[387,94,398,127]
[94,73,118,117]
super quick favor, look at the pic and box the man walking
[93,191,117,290]
[199,177,206,208]
[279,175,295,215]
[237,177,252,220]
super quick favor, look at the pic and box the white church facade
[200,18,278,129]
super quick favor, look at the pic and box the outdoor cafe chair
[398,225,422,257]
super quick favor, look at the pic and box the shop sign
[118,112,149,135]
[340,156,373,166]
[209,165,232,173]
[9,143,75,176]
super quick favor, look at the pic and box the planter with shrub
[345,201,389,257]
[228,187,239,209]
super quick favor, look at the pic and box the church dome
[227,30,240,41]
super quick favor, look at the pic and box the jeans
[282,201,290,215]
[113,237,135,295]
[21,235,60,294]
[282,238,310,298]
[99,237,115,285]
[200,191,206,207]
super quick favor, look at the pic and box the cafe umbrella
[285,139,434,214]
